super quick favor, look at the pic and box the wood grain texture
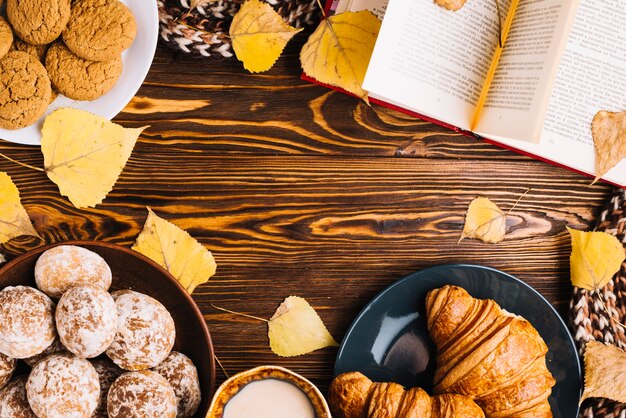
[0,43,614,395]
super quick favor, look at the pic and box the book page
[330,0,388,19]
[474,0,578,143]
[485,0,626,185]
[362,0,511,130]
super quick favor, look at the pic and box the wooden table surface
[0,36,615,396]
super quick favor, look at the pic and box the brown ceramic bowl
[207,365,331,418]
[0,240,216,418]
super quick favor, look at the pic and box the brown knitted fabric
[570,188,626,417]
[158,0,321,59]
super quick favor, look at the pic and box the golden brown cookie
[0,51,51,130]
[63,0,136,62]
[45,42,121,101]
[7,0,70,45]
[11,38,48,62]
[0,17,12,60]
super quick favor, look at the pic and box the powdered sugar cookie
[0,375,37,418]
[35,245,112,298]
[106,291,175,371]
[0,353,16,390]
[107,371,176,418]
[153,352,201,418]
[26,353,100,418]
[56,285,118,358]
[0,286,56,359]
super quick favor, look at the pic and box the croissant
[328,371,485,418]
[425,285,555,418]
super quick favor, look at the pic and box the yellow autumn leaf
[568,227,625,291]
[581,341,626,404]
[230,0,303,73]
[0,171,38,244]
[459,197,506,244]
[132,208,217,294]
[591,110,626,183]
[41,108,147,209]
[301,10,381,102]
[268,296,338,357]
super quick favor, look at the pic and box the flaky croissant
[328,371,485,418]
[426,285,555,418]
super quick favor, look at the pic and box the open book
[325,0,626,186]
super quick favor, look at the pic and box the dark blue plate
[334,264,581,418]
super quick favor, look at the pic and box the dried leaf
[568,227,625,291]
[230,0,302,73]
[581,341,626,404]
[592,110,626,183]
[301,10,381,102]
[189,0,210,10]
[132,208,217,294]
[268,296,338,357]
[41,108,147,209]
[0,172,38,244]
[460,197,506,244]
[435,0,468,11]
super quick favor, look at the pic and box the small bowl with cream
[207,365,331,418]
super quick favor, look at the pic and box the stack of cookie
[0,0,137,130]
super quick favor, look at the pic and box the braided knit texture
[158,0,321,59]
[570,188,626,418]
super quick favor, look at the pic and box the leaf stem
[596,290,626,331]
[315,0,327,18]
[211,303,268,322]
[0,153,44,172]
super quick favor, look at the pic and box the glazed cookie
[56,285,118,358]
[63,0,136,62]
[0,353,16,390]
[11,38,49,62]
[0,17,12,60]
[0,376,37,418]
[45,42,122,101]
[0,286,56,359]
[7,0,71,45]
[107,371,177,418]
[106,291,175,371]
[26,353,100,418]
[153,352,201,418]
[0,51,51,130]
[34,245,112,298]
[91,358,123,418]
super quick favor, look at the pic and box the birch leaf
[230,0,302,73]
[568,227,625,291]
[0,171,38,244]
[268,296,339,357]
[301,10,381,102]
[592,110,626,183]
[581,341,626,404]
[132,208,217,294]
[41,108,147,209]
[435,0,468,11]
[460,197,506,244]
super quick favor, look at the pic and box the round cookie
[153,352,201,418]
[0,51,51,130]
[23,338,67,367]
[45,42,122,101]
[0,17,13,60]
[56,285,118,358]
[34,245,112,298]
[0,286,56,359]
[0,353,16,390]
[91,358,123,418]
[106,291,175,371]
[26,353,100,418]
[63,0,136,62]
[7,0,70,45]
[107,371,176,418]
[11,39,49,62]
[0,376,37,418]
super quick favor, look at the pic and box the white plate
[0,0,158,146]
